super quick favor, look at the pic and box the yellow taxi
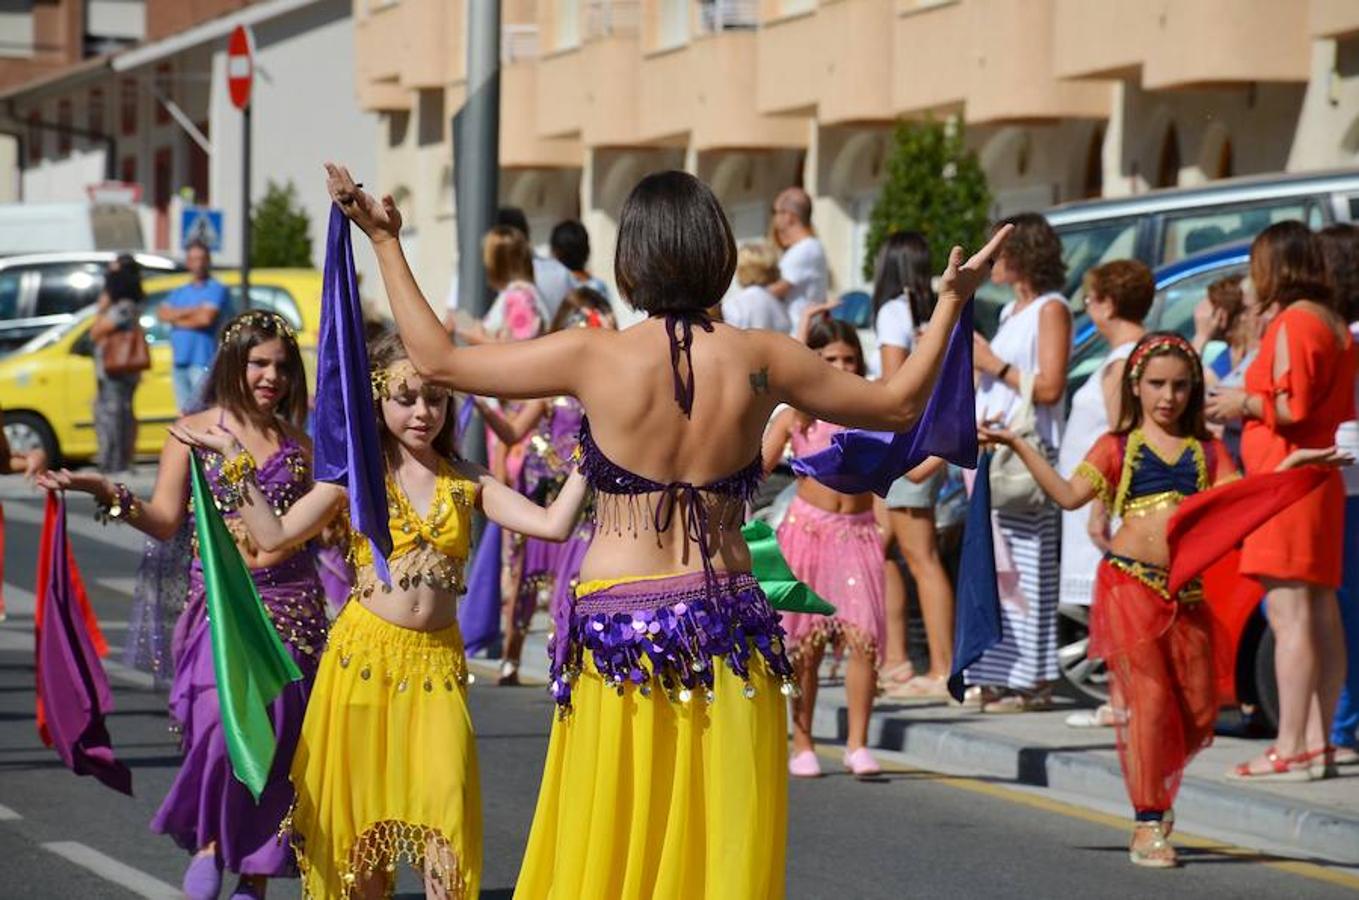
[0,268,322,465]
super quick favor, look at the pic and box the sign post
[227,25,254,307]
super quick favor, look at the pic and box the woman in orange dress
[1208,221,1357,781]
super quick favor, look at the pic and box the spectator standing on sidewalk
[91,254,147,474]
[968,213,1072,711]
[1319,222,1359,768]
[871,231,955,698]
[723,242,791,332]
[768,187,829,329]
[159,240,229,413]
[550,219,611,301]
[1208,221,1356,782]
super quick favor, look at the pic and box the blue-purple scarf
[791,299,978,496]
[948,452,1003,701]
[314,205,392,583]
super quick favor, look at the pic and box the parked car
[977,167,1359,336]
[0,269,322,465]
[0,251,182,352]
[1055,242,1275,724]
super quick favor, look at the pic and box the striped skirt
[966,458,1061,691]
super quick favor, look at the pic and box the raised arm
[768,227,1013,431]
[475,398,547,446]
[470,465,590,541]
[761,408,796,474]
[325,163,592,400]
[168,424,345,552]
[978,423,1097,511]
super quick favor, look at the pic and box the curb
[491,625,1359,867]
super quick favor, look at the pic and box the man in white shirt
[768,187,829,330]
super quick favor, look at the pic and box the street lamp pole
[453,0,500,467]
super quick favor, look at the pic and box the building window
[57,98,72,156]
[88,87,105,135]
[555,0,581,50]
[120,77,137,135]
[27,110,41,164]
[155,63,172,124]
[120,155,137,184]
[0,4,35,60]
[1155,124,1180,190]
[657,0,689,50]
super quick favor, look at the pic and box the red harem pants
[1090,559,1217,816]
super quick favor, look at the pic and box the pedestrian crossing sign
[181,206,224,252]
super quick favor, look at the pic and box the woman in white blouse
[969,213,1072,711]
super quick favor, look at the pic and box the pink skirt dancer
[775,496,886,667]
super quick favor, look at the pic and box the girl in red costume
[982,333,1337,868]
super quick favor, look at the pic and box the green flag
[741,520,837,617]
[189,454,303,800]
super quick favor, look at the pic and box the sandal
[1303,745,1337,780]
[1129,822,1178,868]
[1226,746,1313,782]
[982,686,1054,714]
[1335,745,1359,767]
[883,673,950,700]
[498,660,521,686]
[877,661,915,692]
[1065,703,1123,728]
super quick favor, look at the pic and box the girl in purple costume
[41,311,325,900]
[476,288,614,684]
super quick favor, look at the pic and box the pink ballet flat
[843,747,882,777]
[788,750,822,778]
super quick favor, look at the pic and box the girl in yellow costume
[171,331,588,899]
[326,163,1011,899]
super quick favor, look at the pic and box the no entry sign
[227,25,254,110]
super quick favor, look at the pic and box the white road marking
[0,802,20,820]
[41,841,180,899]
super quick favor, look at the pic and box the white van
[0,202,145,256]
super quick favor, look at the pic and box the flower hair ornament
[1127,333,1202,385]
[502,287,544,341]
[370,359,450,403]
[222,310,298,347]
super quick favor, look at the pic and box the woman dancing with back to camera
[325,160,1010,899]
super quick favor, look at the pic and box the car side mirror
[71,332,94,357]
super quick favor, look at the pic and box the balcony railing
[502,24,540,63]
[699,0,759,33]
[584,1,642,40]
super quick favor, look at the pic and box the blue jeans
[1332,495,1359,749]
[172,364,209,413]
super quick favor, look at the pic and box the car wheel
[1251,625,1280,731]
[4,412,60,468]
[1056,603,1111,703]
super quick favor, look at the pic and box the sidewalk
[498,613,1359,867]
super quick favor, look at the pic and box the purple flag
[791,299,979,496]
[35,493,132,795]
[459,521,504,656]
[315,204,392,584]
[948,452,1003,701]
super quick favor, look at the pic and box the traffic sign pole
[227,25,255,308]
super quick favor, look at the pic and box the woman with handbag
[969,213,1072,712]
[91,254,149,473]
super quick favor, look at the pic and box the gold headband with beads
[222,310,297,346]
[371,359,450,403]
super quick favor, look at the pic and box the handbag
[101,323,151,376]
[988,370,1048,511]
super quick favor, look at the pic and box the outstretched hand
[168,423,242,458]
[1277,445,1355,471]
[978,418,1018,449]
[938,224,1014,306]
[324,162,402,243]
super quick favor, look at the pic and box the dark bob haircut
[615,171,737,315]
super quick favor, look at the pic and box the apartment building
[353,0,1359,307]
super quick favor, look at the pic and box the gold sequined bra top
[1078,429,1209,520]
[350,461,477,598]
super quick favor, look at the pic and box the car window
[1147,261,1250,338]
[1161,201,1321,265]
[230,286,304,331]
[140,289,173,344]
[1059,219,1139,308]
[34,262,105,317]
[0,271,20,320]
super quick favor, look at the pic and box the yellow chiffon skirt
[515,575,789,900]
[288,601,482,899]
